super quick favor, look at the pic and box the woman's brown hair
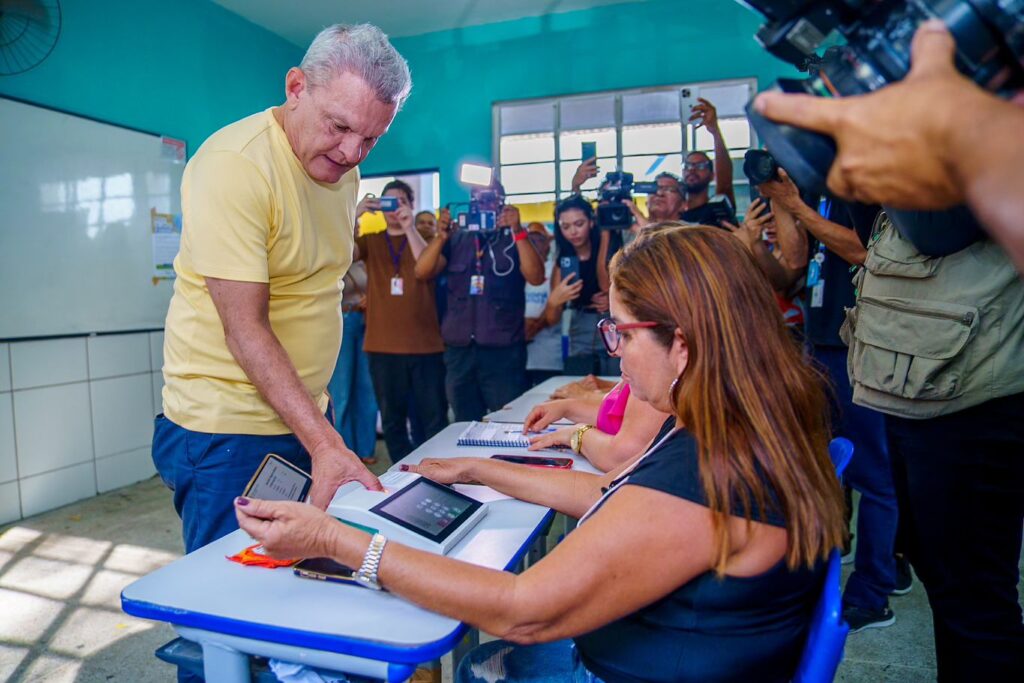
[610,224,845,573]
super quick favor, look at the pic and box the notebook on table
[457,421,535,448]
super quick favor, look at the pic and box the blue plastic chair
[792,437,853,683]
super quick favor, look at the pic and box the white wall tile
[0,481,20,524]
[90,375,153,458]
[0,343,10,392]
[95,447,155,493]
[0,393,16,484]
[14,383,93,478]
[148,331,165,372]
[151,372,164,417]
[87,334,150,380]
[18,463,96,518]
[10,338,88,390]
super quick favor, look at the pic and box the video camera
[596,171,658,229]
[739,0,1024,193]
[453,164,503,231]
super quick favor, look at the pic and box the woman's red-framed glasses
[597,318,659,354]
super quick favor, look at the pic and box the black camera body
[596,171,658,229]
[740,0,1024,193]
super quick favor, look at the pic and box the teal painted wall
[367,0,797,204]
[0,0,302,155]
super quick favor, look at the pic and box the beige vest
[840,213,1024,419]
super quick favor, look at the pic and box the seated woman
[234,225,846,683]
[523,379,670,472]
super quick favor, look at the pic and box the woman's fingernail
[235,496,250,507]
[400,464,409,471]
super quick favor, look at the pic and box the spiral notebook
[457,421,534,448]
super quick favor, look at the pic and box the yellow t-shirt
[162,108,357,435]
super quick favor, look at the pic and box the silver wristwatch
[355,533,388,591]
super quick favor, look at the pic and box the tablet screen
[370,478,482,543]
[244,455,311,502]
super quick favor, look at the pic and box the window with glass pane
[494,79,757,202]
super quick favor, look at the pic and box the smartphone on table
[491,454,573,469]
[293,557,358,584]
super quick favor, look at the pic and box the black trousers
[444,343,527,422]
[367,352,448,462]
[885,391,1024,681]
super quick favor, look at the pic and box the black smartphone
[559,255,581,283]
[378,196,399,212]
[491,454,574,469]
[581,141,597,162]
[242,453,312,502]
[293,557,358,584]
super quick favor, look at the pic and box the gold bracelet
[571,424,594,454]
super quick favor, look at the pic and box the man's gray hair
[300,24,412,108]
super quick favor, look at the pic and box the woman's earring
[668,377,679,402]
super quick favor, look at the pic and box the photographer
[523,222,565,387]
[758,172,904,635]
[414,181,545,421]
[353,181,448,462]
[623,173,685,231]
[680,99,737,227]
[542,196,619,376]
[754,21,1024,272]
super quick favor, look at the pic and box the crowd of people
[155,19,1023,683]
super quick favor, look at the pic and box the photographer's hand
[758,170,804,215]
[572,158,599,194]
[754,21,975,210]
[437,207,455,239]
[356,193,381,218]
[723,198,771,252]
[623,199,650,230]
[689,98,718,131]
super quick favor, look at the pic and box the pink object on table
[596,382,630,435]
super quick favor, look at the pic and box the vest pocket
[865,223,940,279]
[844,296,978,401]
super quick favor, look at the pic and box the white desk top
[121,422,598,663]
[483,375,619,424]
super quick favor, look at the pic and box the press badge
[810,279,825,308]
[390,276,404,296]
[470,275,485,296]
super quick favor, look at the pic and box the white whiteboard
[0,97,184,339]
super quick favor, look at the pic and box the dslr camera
[740,0,1024,193]
[596,171,658,229]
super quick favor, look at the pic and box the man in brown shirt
[353,179,447,460]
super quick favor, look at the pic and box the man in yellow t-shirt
[153,24,410,554]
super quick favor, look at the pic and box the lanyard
[473,235,485,275]
[384,233,408,276]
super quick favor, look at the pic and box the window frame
[492,77,759,205]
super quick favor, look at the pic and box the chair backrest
[792,437,854,683]
[828,437,854,482]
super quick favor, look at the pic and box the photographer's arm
[413,208,450,281]
[692,99,735,207]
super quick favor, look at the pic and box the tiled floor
[0,444,1020,682]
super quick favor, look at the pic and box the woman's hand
[523,399,572,433]
[589,290,610,312]
[528,426,574,451]
[234,498,340,560]
[403,458,480,485]
[548,272,583,308]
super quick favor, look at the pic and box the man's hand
[754,20,983,209]
[572,158,599,193]
[499,205,523,232]
[723,198,772,252]
[437,207,455,239]
[234,497,339,560]
[689,98,719,130]
[356,194,381,218]
[623,199,650,229]
[308,441,383,509]
[395,205,415,232]
[757,169,804,214]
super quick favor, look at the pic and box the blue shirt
[574,421,823,683]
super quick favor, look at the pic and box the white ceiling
[212,0,650,46]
